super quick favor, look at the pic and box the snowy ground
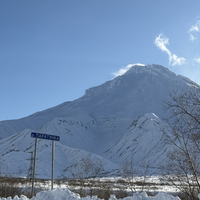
[23,176,180,193]
[98,176,179,193]
[0,188,182,200]
[0,176,195,200]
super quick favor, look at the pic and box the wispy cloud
[112,63,145,77]
[193,54,200,65]
[189,20,200,41]
[154,34,186,66]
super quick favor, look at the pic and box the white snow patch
[112,64,145,77]
[0,188,182,200]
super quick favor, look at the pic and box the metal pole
[31,138,37,198]
[51,140,54,190]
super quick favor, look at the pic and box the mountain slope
[0,64,198,178]
[0,129,118,178]
[0,64,193,139]
[105,113,170,167]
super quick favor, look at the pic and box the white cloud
[154,34,186,66]
[189,20,200,41]
[112,63,145,77]
[193,54,200,64]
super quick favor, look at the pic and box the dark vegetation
[0,176,43,198]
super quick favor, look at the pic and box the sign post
[31,132,60,197]
[52,140,54,190]
[31,138,37,197]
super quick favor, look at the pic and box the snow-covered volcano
[0,64,197,178]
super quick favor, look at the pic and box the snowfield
[0,188,182,200]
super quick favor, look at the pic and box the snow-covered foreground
[0,188,187,200]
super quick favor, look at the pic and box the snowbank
[0,188,182,200]
[32,188,80,200]
[0,194,28,200]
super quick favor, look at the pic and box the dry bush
[113,190,128,199]
[0,176,23,198]
[161,89,200,200]
[69,156,105,197]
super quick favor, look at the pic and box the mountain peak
[123,63,176,78]
[84,64,188,98]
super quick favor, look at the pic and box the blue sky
[1,0,200,121]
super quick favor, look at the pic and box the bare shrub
[0,176,23,198]
[120,159,151,193]
[69,156,104,197]
[161,89,200,200]
[120,159,137,194]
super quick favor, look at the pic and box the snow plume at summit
[112,63,145,77]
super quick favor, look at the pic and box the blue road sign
[31,132,60,141]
